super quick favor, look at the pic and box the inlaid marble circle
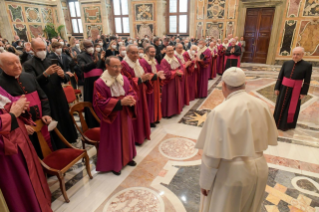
[159,138,198,160]
[103,187,164,212]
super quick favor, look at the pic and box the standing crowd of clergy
[0,31,312,212]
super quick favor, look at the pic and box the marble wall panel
[226,21,234,37]
[41,8,54,23]
[29,24,44,38]
[287,0,302,18]
[63,8,72,34]
[134,4,154,21]
[227,0,236,19]
[196,22,203,39]
[206,22,223,39]
[303,0,319,16]
[196,0,204,20]
[279,20,297,56]
[83,6,102,24]
[206,0,225,19]
[25,7,41,23]
[55,9,59,23]
[136,24,154,38]
[86,25,103,40]
[13,24,28,41]
[7,5,24,22]
[297,20,319,56]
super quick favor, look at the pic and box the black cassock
[23,56,78,145]
[0,72,50,158]
[224,45,241,71]
[77,52,105,128]
[274,60,312,131]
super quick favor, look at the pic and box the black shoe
[127,160,137,166]
[112,170,121,176]
[155,121,160,124]
[150,123,156,128]
[135,142,142,146]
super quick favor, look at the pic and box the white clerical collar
[100,69,124,87]
[123,56,145,77]
[226,89,245,100]
[0,94,11,109]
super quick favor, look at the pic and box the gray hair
[145,45,155,53]
[0,52,19,66]
[229,38,236,43]
[153,37,160,43]
[175,43,183,48]
[126,44,137,53]
[292,46,305,53]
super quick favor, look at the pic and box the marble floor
[50,64,319,212]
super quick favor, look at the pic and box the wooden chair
[69,102,100,152]
[33,120,93,203]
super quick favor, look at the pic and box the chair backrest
[69,102,100,134]
[33,119,52,157]
[33,120,75,156]
[63,85,77,103]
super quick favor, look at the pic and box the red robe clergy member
[121,45,153,145]
[197,39,212,98]
[93,56,138,176]
[161,46,185,118]
[139,45,166,127]
[183,45,199,101]
[0,86,52,212]
[175,43,190,106]
[208,41,218,79]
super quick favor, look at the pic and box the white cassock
[195,90,278,212]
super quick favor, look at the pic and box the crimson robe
[210,48,218,79]
[121,60,153,145]
[93,76,137,172]
[183,51,198,101]
[197,48,212,98]
[175,54,190,106]
[0,87,52,212]
[217,45,226,75]
[160,57,186,117]
[139,58,162,124]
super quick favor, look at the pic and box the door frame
[235,0,285,65]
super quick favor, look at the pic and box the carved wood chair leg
[84,153,93,179]
[57,173,70,203]
[82,138,86,163]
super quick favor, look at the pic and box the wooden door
[242,8,275,63]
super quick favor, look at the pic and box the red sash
[282,77,303,123]
[84,68,103,78]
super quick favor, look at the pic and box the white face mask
[36,50,47,60]
[59,42,64,46]
[87,47,94,54]
[139,53,144,58]
[121,51,126,56]
[160,41,162,45]
[191,50,196,55]
[0,47,4,52]
[198,45,203,49]
[56,48,62,54]
[118,42,123,46]
[128,40,132,44]
[28,50,34,55]
[99,42,103,46]
[75,43,80,47]
[111,45,117,49]
[95,48,101,52]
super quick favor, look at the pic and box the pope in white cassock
[196,67,278,212]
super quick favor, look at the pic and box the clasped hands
[121,95,136,107]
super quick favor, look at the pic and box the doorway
[242,8,275,63]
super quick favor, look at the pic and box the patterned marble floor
[50,64,319,212]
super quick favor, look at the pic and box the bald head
[209,42,215,48]
[0,52,22,76]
